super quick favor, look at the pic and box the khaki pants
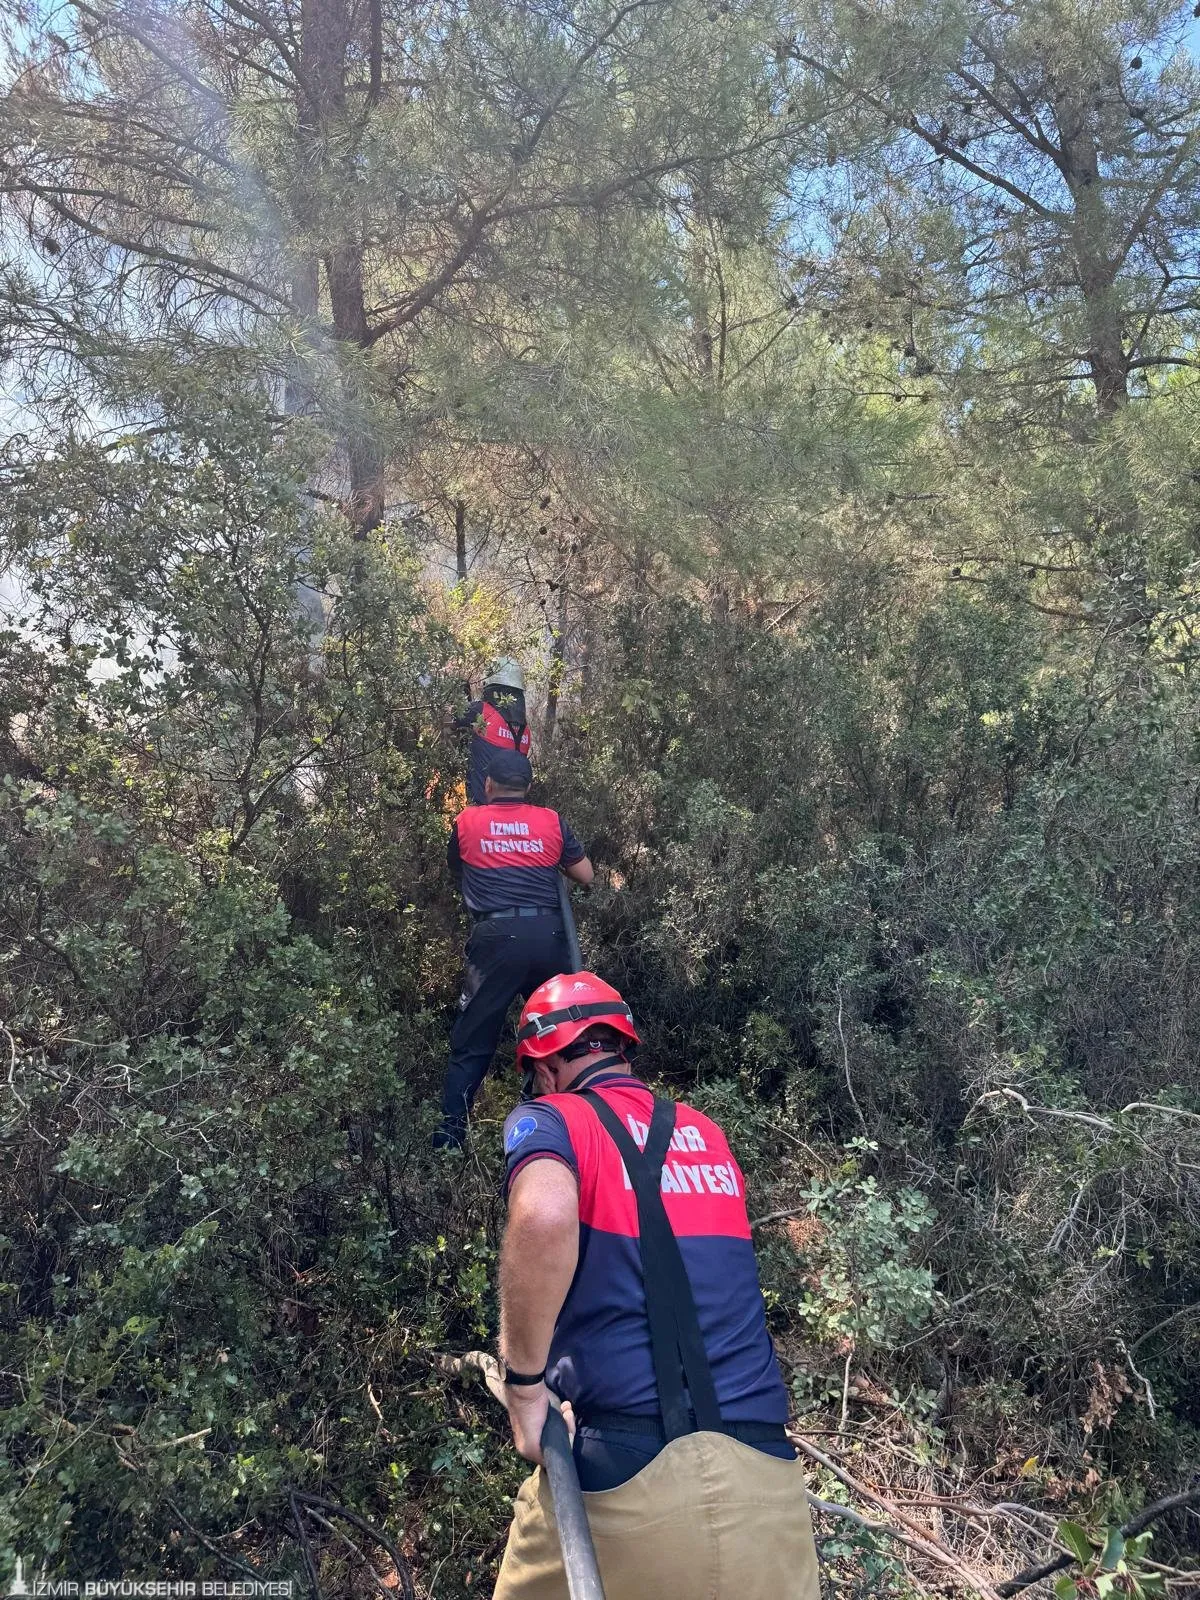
[492,1432,821,1600]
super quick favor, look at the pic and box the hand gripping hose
[540,1405,606,1600]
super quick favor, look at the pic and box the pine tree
[781,0,1200,418]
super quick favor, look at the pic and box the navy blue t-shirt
[503,1074,789,1424]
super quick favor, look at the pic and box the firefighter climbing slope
[454,657,533,806]
[491,971,822,1600]
[435,749,593,1150]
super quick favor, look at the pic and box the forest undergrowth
[2,405,1198,1598]
[4,0,1200,1591]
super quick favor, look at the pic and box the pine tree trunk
[543,581,569,751]
[327,243,384,534]
[455,499,468,582]
[1056,89,1128,417]
[299,0,384,536]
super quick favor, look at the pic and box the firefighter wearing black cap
[454,658,532,806]
[435,750,593,1149]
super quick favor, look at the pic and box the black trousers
[437,913,568,1146]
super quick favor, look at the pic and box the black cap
[488,750,533,789]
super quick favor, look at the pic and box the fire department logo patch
[506,1115,538,1153]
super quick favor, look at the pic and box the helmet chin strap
[520,1051,627,1103]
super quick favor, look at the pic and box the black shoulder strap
[581,1090,723,1439]
[499,695,526,743]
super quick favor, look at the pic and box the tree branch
[791,1435,1007,1600]
[787,45,1065,221]
[1129,1304,1200,1354]
[1114,129,1200,270]
[67,0,225,112]
[0,171,287,312]
[954,65,1063,163]
[217,0,314,103]
[996,1489,1200,1598]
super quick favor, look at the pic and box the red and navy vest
[467,703,532,804]
[454,801,565,912]
[479,702,531,753]
[503,1076,789,1423]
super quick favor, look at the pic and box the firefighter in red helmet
[490,972,821,1600]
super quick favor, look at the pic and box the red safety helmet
[515,971,640,1062]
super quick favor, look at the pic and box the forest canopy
[2,0,1200,1595]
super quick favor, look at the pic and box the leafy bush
[3,400,1199,1590]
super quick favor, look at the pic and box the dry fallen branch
[1130,1304,1200,1353]
[967,1087,1124,1132]
[791,1434,1007,1600]
[1119,1102,1200,1125]
[287,1488,414,1600]
[148,1427,211,1449]
[1116,1338,1158,1420]
[751,1204,816,1228]
[968,1088,1200,1137]
[808,1495,889,1533]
